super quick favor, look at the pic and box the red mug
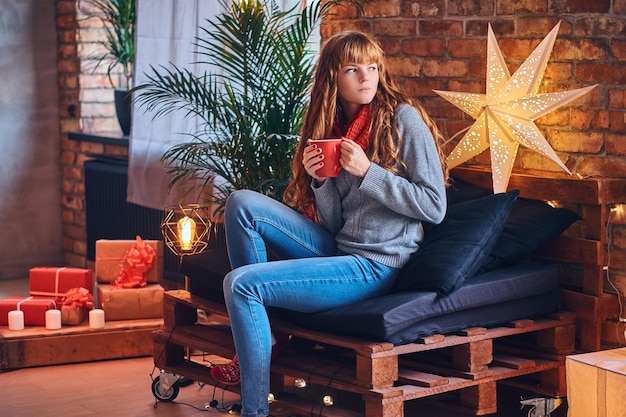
[309,139,342,177]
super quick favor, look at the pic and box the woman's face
[337,62,379,118]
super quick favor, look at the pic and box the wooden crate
[154,290,575,417]
[0,318,163,370]
[452,166,626,351]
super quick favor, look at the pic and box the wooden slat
[452,166,626,205]
[397,368,449,387]
[538,236,601,264]
[418,334,446,344]
[492,354,537,370]
[456,327,487,337]
[507,319,535,328]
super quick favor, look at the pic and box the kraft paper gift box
[0,296,58,326]
[29,267,93,301]
[566,347,626,417]
[60,305,87,325]
[60,287,93,325]
[97,284,164,321]
[95,239,163,284]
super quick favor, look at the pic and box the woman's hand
[340,139,371,177]
[302,142,326,183]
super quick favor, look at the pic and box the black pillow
[446,178,493,206]
[392,190,519,296]
[477,198,581,273]
[182,247,232,302]
[423,178,493,235]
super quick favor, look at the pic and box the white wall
[0,1,63,280]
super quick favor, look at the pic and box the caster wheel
[151,376,180,402]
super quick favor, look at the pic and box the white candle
[89,309,105,329]
[8,310,24,330]
[45,309,62,330]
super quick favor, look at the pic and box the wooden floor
[0,278,568,416]
[0,356,244,417]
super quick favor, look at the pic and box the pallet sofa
[153,166,626,416]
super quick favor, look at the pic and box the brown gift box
[29,267,93,301]
[60,305,87,325]
[566,347,626,417]
[95,239,163,283]
[97,284,164,320]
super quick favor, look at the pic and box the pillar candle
[8,310,24,330]
[89,308,105,329]
[45,309,62,330]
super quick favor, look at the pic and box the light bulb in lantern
[177,216,196,251]
[322,395,334,406]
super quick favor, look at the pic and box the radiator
[84,157,183,282]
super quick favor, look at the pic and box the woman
[212,30,448,417]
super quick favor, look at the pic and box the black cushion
[477,198,581,273]
[392,190,519,296]
[445,178,493,206]
[183,247,232,302]
[277,263,560,344]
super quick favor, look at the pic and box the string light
[604,205,626,346]
[294,378,307,388]
[322,395,334,406]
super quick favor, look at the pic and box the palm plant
[132,0,364,216]
[81,0,135,89]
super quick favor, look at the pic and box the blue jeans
[223,190,398,417]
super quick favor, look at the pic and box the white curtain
[128,0,308,210]
[128,0,224,210]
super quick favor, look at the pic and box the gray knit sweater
[312,104,447,268]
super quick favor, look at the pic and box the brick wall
[321,0,626,304]
[322,0,626,176]
[55,1,626,308]
[56,0,128,268]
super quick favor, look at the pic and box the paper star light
[434,22,597,193]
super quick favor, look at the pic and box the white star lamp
[435,21,597,193]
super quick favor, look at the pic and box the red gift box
[97,284,164,321]
[29,267,93,301]
[0,296,58,326]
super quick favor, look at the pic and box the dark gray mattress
[273,263,561,345]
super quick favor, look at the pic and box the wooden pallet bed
[152,166,626,416]
[154,290,575,416]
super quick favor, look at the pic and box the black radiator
[84,156,183,283]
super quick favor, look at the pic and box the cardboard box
[97,284,164,321]
[29,267,92,301]
[0,297,58,326]
[566,347,626,417]
[95,239,163,284]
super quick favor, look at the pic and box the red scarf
[331,104,371,150]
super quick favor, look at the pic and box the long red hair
[283,31,448,214]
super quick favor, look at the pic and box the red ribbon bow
[63,287,94,308]
[113,236,156,289]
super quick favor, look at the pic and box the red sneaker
[210,355,240,385]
